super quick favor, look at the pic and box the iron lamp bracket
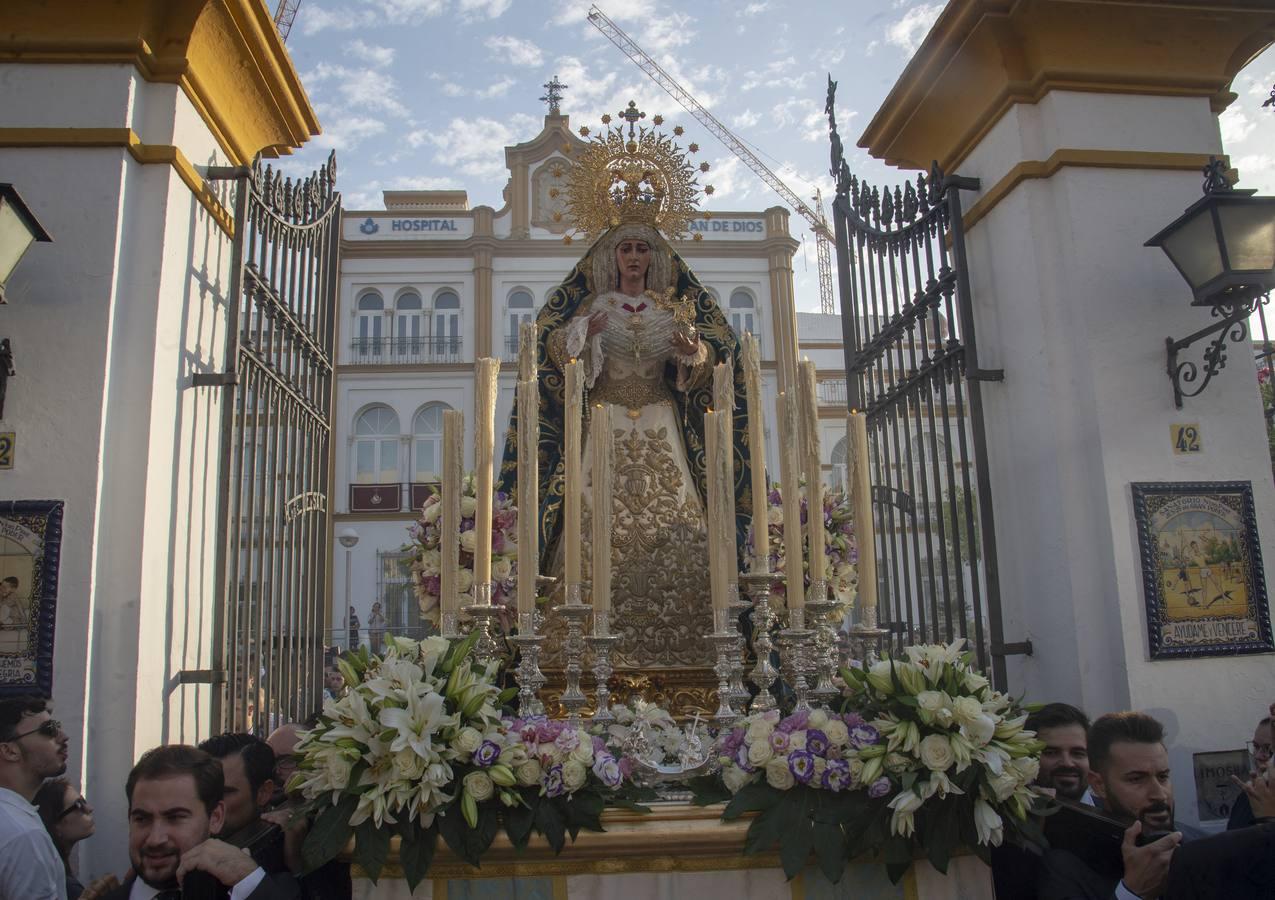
[1166,293,1269,409]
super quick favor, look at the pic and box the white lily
[974,799,1004,847]
[379,686,452,760]
[888,789,925,837]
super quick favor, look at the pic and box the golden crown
[559,101,713,243]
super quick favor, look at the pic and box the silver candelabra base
[554,588,591,726]
[740,571,783,713]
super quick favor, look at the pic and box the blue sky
[276,0,1275,313]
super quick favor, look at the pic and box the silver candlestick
[711,606,740,727]
[586,610,620,726]
[804,580,840,705]
[740,571,782,713]
[463,582,502,664]
[440,610,461,641]
[846,603,889,667]
[509,610,546,718]
[780,606,814,712]
[726,582,751,712]
[554,585,591,726]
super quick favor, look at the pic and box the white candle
[712,362,737,581]
[564,359,583,596]
[777,392,804,609]
[742,334,770,573]
[473,358,500,593]
[799,361,825,587]
[519,320,536,383]
[706,410,724,614]
[848,411,877,614]
[441,409,463,623]
[590,404,613,623]
[516,375,539,618]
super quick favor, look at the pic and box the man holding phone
[1038,712,1201,900]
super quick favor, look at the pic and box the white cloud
[551,56,618,109]
[740,57,809,93]
[347,39,396,67]
[301,0,447,34]
[477,76,517,99]
[701,156,751,206]
[865,39,880,56]
[458,0,512,20]
[732,109,760,129]
[770,96,829,143]
[885,2,943,54]
[1221,107,1257,146]
[552,0,657,25]
[311,113,388,151]
[441,81,466,97]
[485,35,545,67]
[739,2,770,15]
[306,63,411,118]
[424,113,539,179]
[640,12,696,52]
[1234,153,1275,194]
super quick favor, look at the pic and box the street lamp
[0,184,53,305]
[338,528,359,650]
[1146,158,1275,407]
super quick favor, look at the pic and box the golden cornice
[859,0,1275,172]
[0,0,319,165]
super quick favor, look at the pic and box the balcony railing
[818,379,848,405]
[348,481,440,514]
[349,338,462,365]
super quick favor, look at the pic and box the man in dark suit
[1038,711,1200,900]
[96,745,296,900]
[197,734,286,878]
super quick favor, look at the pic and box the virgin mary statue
[497,108,753,679]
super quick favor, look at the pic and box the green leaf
[566,790,605,838]
[438,806,477,866]
[354,817,392,883]
[301,795,357,874]
[883,835,913,884]
[687,775,731,806]
[505,798,536,849]
[812,821,847,884]
[778,791,814,880]
[342,762,370,796]
[923,803,959,875]
[896,695,919,707]
[398,820,437,893]
[497,686,519,705]
[743,806,782,855]
[840,665,867,684]
[723,782,780,820]
[535,797,567,853]
[465,805,499,861]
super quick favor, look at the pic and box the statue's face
[615,239,651,283]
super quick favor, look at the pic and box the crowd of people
[0,696,346,900]
[1,690,1271,898]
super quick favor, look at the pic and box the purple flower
[868,776,892,799]
[592,754,622,788]
[841,711,866,728]
[554,728,581,754]
[719,727,745,754]
[543,764,565,798]
[474,740,501,767]
[778,710,809,733]
[805,729,829,757]
[788,750,816,784]
[618,757,636,778]
[735,744,754,773]
[592,735,608,754]
[424,575,441,595]
[822,759,851,792]
[849,724,880,750]
[769,730,791,754]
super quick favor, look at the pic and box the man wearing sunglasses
[0,695,70,899]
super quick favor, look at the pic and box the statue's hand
[670,328,700,357]
[586,311,609,337]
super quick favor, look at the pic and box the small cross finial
[618,100,645,138]
[540,76,568,115]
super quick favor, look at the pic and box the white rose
[964,670,990,693]
[764,757,794,790]
[746,717,775,743]
[989,770,1019,802]
[563,760,588,793]
[824,721,849,748]
[747,739,774,766]
[952,696,984,727]
[426,762,452,786]
[419,549,441,573]
[813,757,828,779]
[459,530,478,553]
[515,759,542,786]
[918,733,955,772]
[570,739,594,765]
[454,727,483,755]
[505,745,529,767]
[885,752,912,775]
[422,501,442,523]
[917,690,946,713]
[808,709,829,729]
[962,714,996,747]
[393,748,426,781]
[457,568,474,592]
[461,496,477,517]
[723,766,753,794]
[492,557,513,583]
[464,771,494,802]
[767,505,784,526]
[788,732,807,751]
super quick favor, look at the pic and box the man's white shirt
[0,785,67,900]
[127,866,266,899]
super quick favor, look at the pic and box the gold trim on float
[0,127,234,235]
[961,149,1227,232]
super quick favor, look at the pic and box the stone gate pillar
[859,0,1275,824]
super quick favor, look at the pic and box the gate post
[859,0,1275,825]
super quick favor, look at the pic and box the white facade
[330,113,801,644]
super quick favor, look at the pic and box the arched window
[356,290,384,359]
[412,402,450,481]
[729,289,757,337]
[353,405,400,483]
[395,291,423,357]
[433,290,461,359]
[506,289,534,358]
[830,436,848,490]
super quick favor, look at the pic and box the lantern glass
[1160,207,1224,290]
[1219,201,1275,273]
[0,200,36,286]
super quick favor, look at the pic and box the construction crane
[588,5,838,315]
[273,0,302,42]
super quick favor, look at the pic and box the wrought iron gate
[204,154,341,733]
[825,81,1012,688]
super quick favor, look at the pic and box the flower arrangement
[744,481,858,616]
[291,635,651,889]
[407,473,519,621]
[690,641,1045,884]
